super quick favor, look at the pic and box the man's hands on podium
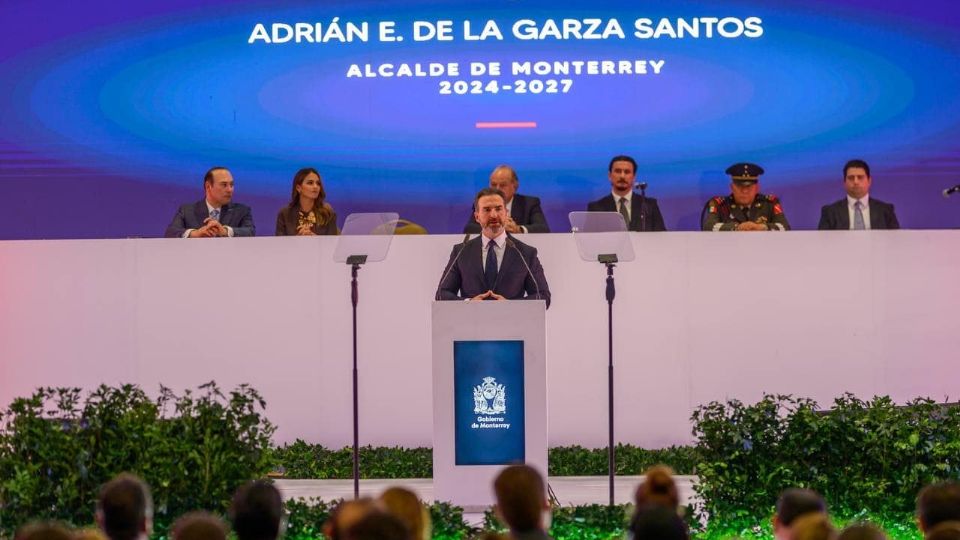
[470,290,507,302]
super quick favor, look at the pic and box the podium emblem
[473,376,506,414]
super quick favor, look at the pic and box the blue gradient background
[1,0,959,238]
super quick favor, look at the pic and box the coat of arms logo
[473,376,506,414]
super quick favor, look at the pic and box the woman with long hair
[275,167,338,235]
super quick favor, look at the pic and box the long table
[1,231,957,448]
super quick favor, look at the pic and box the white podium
[431,300,548,509]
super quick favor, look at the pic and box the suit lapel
[193,200,209,227]
[219,204,231,225]
[602,195,617,212]
[868,199,881,229]
[837,200,850,230]
[470,238,487,288]
[511,196,525,223]
[496,237,518,292]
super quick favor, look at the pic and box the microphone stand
[597,253,618,505]
[346,254,368,499]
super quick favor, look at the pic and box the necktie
[854,201,865,230]
[210,208,221,221]
[484,240,499,291]
[618,197,630,226]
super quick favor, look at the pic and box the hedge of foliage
[271,441,700,479]
[2,386,952,540]
[0,383,274,536]
[692,394,960,530]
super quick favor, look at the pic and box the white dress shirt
[847,194,871,230]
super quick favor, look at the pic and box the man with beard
[702,162,790,231]
[437,187,551,308]
[587,155,667,231]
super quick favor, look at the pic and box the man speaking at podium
[437,188,551,308]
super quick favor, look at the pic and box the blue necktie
[853,201,865,230]
[484,240,498,291]
[210,208,221,221]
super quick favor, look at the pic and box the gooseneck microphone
[505,237,541,302]
[635,181,648,191]
[435,233,471,301]
[943,184,960,198]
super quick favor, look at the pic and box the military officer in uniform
[702,163,790,231]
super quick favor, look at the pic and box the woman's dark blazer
[275,205,339,235]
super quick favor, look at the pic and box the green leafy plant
[548,444,700,476]
[691,394,960,525]
[272,441,699,479]
[0,382,275,537]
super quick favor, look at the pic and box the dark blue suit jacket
[164,200,256,238]
[587,193,667,231]
[437,235,551,308]
[817,198,900,230]
[463,194,550,233]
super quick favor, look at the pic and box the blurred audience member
[918,482,960,533]
[628,505,688,540]
[790,513,837,540]
[493,464,552,540]
[838,522,887,540]
[96,473,153,540]
[773,489,827,540]
[230,480,284,540]
[379,486,431,540]
[73,528,108,540]
[171,512,227,540]
[344,511,408,540]
[926,522,960,540]
[323,498,377,540]
[15,523,73,540]
[634,465,680,510]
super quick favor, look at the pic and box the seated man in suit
[587,155,667,231]
[818,159,900,230]
[439,187,551,308]
[164,167,255,238]
[464,165,550,233]
[702,163,790,231]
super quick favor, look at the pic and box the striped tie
[853,201,865,230]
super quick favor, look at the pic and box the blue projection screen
[1,0,959,238]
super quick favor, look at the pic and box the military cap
[726,162,764,184]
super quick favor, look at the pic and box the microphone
[635,182,648,191]
[943,185,960,198]
[505,237,542,303]
[435,233,471,301]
